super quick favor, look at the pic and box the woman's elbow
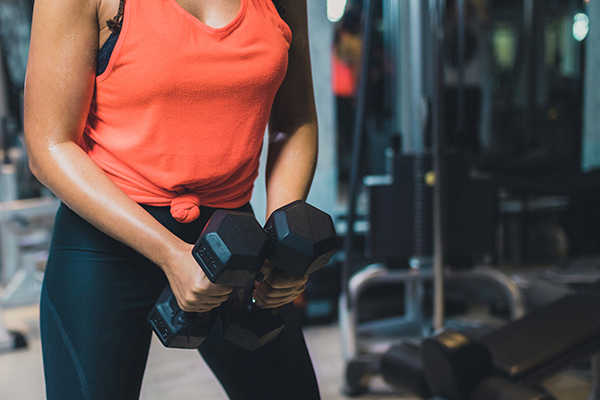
[23,132,51,183]
[27,155,42,181]
[26,145,45,182]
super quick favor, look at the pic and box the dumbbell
[421,329,553,400]
[421,329,496,400]
[219,200,338,350]
[147,210,271,349]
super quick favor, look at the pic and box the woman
[24,0,320,398]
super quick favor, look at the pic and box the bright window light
[327,0,347,23]
[573,12,590,41]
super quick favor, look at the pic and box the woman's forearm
[265,122,318,219]
[27,140,188,270]
[24,0,187,273]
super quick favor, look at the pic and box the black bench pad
[480,293,600,385]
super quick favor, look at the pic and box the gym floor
[0,305,593,400]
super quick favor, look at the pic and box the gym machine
[339,0,525,394]
[339,148,527,394]
[339,0,600,397]
[340,261,527,395]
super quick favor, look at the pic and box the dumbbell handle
[163,286,206,324]
[147,285,218,348]
[220,284,286,351]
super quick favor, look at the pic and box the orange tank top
[83,0,291,223]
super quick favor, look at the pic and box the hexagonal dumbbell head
[264,200,338,277]
[193,210,272,287]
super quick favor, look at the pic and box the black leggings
[40,203,320,400]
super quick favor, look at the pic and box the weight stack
[367,153,496,266]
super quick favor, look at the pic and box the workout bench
[380,290,600,400]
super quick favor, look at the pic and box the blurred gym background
[2,0,600,399]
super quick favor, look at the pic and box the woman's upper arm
[24,0,99,157]
[269,0,317,134]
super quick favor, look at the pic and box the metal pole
[429,0,446,332]
[341,0,376,306]
[457,0,466,135]
[399,0,426,153]
[523,0,535,148]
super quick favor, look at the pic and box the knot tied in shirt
[170,193,201,223]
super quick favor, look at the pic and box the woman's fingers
[259,260,275,282]
[177,288,232,312]
[253,286,305,308]
[252,269,308,308]
[168,250,234,313]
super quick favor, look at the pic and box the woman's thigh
[40,204,168,400]
[199,303,321,400]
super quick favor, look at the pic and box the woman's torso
[85,0,291,220]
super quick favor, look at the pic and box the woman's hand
[252,262,308,309]
[163,243,233,313]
